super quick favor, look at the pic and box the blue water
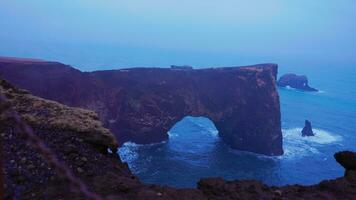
[119,66,356,188]
[2,42,356,188]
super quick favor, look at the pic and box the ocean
[118,65,356,188]
[2,44,355,188]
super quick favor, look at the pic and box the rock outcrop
[0,58,283,156]
[335,151,356,181]
[278,73,318,91]
[335,151,356,171]
[302,120,315,137]
[0,79,135,199]
[0,79,118,152]
[2,80,356,199]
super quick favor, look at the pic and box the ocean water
[2,42,356,188]
[119,66,356,188]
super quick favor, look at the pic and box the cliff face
[0,58,282,155]
[0,79,118,151]
[2,79,356,200]
[0,79,136,199]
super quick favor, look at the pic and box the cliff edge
[0,58,282,155]
[0,79,117,152]
[1,80,356,199]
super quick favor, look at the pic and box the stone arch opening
[168,116,219,140]
[166,116,220,157]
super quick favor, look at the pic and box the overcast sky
[0,0,355,71]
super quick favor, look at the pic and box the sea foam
[118,142,139,163]
[281,128,342,159]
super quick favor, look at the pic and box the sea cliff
[0,58,282,155]
[1,79,356,199]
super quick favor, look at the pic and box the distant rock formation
[170,65,193,70]
[278,73,318,91]
[301,120,315,137]
[2,80,356,199]
[0,58,283,156]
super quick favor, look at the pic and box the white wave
[121,141,140,147]
[118,142,139,163]
[118,140,168,162]
[208,129,219,136]
[283,128,341,144]
[285,85,294,90]
[282,86,325,94]
[122,140,168,148]
[168,131,179,138]
[280,128,342,159]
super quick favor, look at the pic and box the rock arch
[0,59,283,155]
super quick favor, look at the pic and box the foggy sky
[0,0,355,71]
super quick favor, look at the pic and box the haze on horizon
[0,0,356,71]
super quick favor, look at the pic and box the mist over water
[1,0,356,189]
[1,1,356,71]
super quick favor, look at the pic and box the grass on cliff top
[0,79,118,149]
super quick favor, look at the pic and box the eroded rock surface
[1,80,356,200]
[0,58,282,155]
[0,79,135,199]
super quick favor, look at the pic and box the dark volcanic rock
[0,58,283,156]
[302,120,315,137]
[278,73,318,91]
[170,65,193,70]
[334,151,356,183]
[0,79,134,199]
[334,151,356,171]
[2,80,356,199]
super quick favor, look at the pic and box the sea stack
[278,73,318,92]
[301,120,315,137]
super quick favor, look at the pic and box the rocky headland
[277,73,318,92]
[0,58,283,156]
[1,79,356,199]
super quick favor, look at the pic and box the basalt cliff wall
[1,79,356,200]
[0,57,282,155]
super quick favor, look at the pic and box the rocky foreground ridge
[0,58,282,155]
[1,79,356,200]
